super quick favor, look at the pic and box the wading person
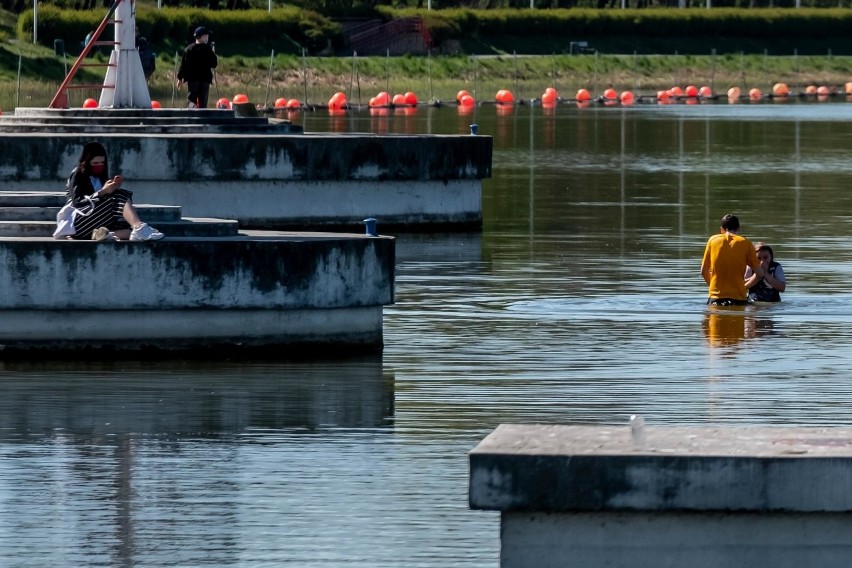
[700,213,763,306]
[745,242,786,302]
[176,26,218,109]
[63,141,164,241]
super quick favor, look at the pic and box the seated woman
[745,243,786,302]
[65,141,164,241]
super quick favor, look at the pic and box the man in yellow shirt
[701,214,764,306]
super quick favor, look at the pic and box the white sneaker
[130,223,165,241]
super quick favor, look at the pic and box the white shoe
[130,223,165,241]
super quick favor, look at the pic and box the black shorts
[707,298,749,307]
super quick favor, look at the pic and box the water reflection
[702,308,778,350]
[0,357,394,437]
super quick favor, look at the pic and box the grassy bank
[2,44,851,110]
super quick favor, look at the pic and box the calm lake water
[4,99,852,566]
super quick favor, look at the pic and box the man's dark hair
[720,214,740,232]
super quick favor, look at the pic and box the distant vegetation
[2,5,852,109]
[9,6,852,56]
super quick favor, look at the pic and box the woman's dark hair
[757,244,774,260]
[78,141,108,184]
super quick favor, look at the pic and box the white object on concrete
[99,0,152,108]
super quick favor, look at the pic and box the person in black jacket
[176,26,218,109]
[64,141,164,241]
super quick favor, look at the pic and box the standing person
[63,141,164,241]
[745,243,786,302]
[176,26,218,109]
[136,28,156,83]
[700,213,763,306]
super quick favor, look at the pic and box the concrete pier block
[470,424,852,568]
[0,232,394,354]
[0,119,492,229]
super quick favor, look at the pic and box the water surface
[4,100,852,566]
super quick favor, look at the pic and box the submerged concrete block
[470,424,852,568]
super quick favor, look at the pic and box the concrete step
[0,192,66,207]
[0,218,239,238]
[0,204,184,222]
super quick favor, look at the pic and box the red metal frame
[48,0,123,109]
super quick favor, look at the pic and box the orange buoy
[727,87,741,100]
[620,91,634,104]
[233,93,249,104]
[83,98,97,108]
[375,91,390,106]
[404,91,418,106]
[541,90,557,104]
[496,89,514,104]
[274,97,287,108]
[699,86,713,98]
[817,86,831,96]
[656,90,670,103]
[603,88,617,100]
[457,89,470,102]
[576,88,591,102]
[685,85,699,98]
[392,93,406,106]
[151,100,161,109]
[805,85,818,95]
[460,94,475,107]
[670,86,683,97]
[286,99,301,109]
[772,83,789,97]
[216,97,231,109]
[749,88,762,100]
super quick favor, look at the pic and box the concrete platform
[0,109,492,230]
[470,424,852,568]
[0,231,394,355]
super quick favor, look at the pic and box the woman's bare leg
[122,201,144,228]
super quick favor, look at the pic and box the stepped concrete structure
[0,0,487,354]
[0,107,492,230]
[0,191,393,355]
[470,424,852,568]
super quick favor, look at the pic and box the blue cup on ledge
[363,217,378,237]
[470,124,478,135]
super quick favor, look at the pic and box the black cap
[194,26,211,38]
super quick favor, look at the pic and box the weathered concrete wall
[470,424,852,568]
[0,132,492,182]
[501,511,852,568]
[0,234,394,352]
[0,132,491,228]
